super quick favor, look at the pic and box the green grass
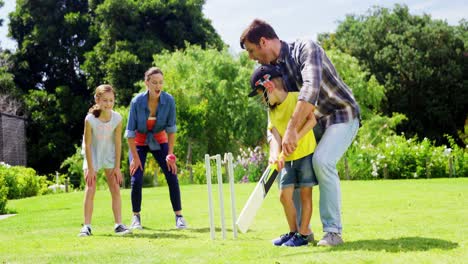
[1,178,467,263]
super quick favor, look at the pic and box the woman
[125,67,187,230]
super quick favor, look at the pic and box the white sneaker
[175,216,187,229]
[114,224,132,235]
[130,214,143,230]
[78,225,92,237]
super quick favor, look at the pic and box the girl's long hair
[89,84,115,118]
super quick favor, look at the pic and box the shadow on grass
[327,237,458,252]
[98,231,192,239]
[186,227,238,234]
[281,237,458,257]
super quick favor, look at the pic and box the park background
[0,0,466,263]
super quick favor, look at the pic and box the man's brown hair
[240,19,279,49]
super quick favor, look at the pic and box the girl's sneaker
[78,225,92,237]
[282,233,309,247]
[114,224,132,235]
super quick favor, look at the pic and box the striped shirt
[274,40,360,128]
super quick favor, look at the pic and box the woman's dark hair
[145,67,164,81]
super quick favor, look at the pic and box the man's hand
[282,125,298,156]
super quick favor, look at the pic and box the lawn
[0,178,467,263]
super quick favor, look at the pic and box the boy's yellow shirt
[268,92,316,161]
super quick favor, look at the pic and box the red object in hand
[166,154,176,162]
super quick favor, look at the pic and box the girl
[78,84,131,237]
[125,67,187,230]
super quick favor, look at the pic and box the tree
[324,49,386,120]
[9,0,95,94]
[320,4,467,145]
[83,0,224,105]
[7,0,224,174]
[8,0,95,173]
[151,45,265,163]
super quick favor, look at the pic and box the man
[240,19,360,246]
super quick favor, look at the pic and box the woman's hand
[130,157,143,176]
[166,154,177,174]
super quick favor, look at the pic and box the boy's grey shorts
[279,153,318,189]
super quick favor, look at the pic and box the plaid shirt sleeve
[295,40,323,106]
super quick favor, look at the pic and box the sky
[0,0,466,54]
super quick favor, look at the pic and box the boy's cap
[249,65,282,97]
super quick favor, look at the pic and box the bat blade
[236,164,279,233]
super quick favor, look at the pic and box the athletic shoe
[306,232,315,243]
[272,232,295,246]
[317,232,344,246]
[78,225,92,237]
[175,216,187,229]
[130,214,143,230]
[282,233,309,247]
[114,224,132,235]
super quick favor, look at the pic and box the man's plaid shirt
[274,40,360,128]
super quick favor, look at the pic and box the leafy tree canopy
[319,4,467,145]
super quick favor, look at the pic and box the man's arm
[297,110,316,139]
[282,101,315,155]
[282,41,323,155]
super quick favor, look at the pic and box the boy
[249,65,317,247]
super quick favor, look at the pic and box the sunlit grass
[0,178,466,263]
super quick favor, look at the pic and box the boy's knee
[279,191,291,205]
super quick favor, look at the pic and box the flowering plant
[234,146,268,183]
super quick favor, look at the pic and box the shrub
[60,144,85,189]
[0,174,8,214]
[235,146,268,183]
[0,163,48,199]
[338,134,467,180]
[191,159,230,185]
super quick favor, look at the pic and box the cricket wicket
[205,153,237,240]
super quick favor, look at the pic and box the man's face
[244,38,272,64]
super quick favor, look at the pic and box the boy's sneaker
[130,214,143,230]
[78,225,92,237]
[306,232,315,243]
[114,224,132,235]
[317,232,344,246]
[272,232,295,246]
[175,216,187,229]
[282,233,309,247]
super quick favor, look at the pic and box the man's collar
[273,40,289,65]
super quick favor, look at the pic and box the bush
[235,146,268,183]
[338,134,467,180]
[60,144,84,189]
[0,163,48,199]
[0,174,8,214]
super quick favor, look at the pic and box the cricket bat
[236,157,281,233]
